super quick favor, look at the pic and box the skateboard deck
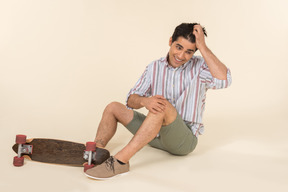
[12,137,110,167]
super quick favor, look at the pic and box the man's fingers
[152,95,167,106]
[158,102,166,109]
[157,104,165,111]
[147,95,167,112]
[150,109,158,114]
[150,107,162,114]
[155,95,166,100]
[193,25,203,35]
[150,102,166,113]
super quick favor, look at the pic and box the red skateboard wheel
[85,142,96,151]
[84,163,95,172]
[13,156,24,167]
[16,135,26,144]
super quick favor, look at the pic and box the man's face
[168,36,196,68]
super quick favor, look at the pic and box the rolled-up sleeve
[199,62,232,90]
[126,66,152,108]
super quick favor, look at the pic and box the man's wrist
[198,44,208,53]
[139,97,147,108]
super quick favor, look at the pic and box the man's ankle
[116,159,126,165]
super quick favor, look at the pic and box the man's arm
[193,25,228,80]
[127,94,166,114]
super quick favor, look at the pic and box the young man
[85,23,232,180]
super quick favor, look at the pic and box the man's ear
[169,37,172,46]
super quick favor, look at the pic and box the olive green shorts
[125,110,198,156]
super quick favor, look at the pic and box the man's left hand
[193,25,207,50]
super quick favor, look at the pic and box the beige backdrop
[1,0,287,192]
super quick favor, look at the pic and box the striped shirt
[126,55,232,137]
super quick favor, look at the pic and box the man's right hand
[141,95,167,114]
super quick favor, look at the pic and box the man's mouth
[174,56,183,63]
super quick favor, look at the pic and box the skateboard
[12,134,110,171]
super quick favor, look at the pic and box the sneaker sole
[84,172,129,180]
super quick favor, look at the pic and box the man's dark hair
[171,23,207,44]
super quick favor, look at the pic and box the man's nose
[178,51,185,59]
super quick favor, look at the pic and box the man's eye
[176,46,181,50]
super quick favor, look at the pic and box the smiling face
[168,36,197,68]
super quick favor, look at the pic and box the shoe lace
[105,157,115,173]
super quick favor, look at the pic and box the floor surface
[1,113,287,192]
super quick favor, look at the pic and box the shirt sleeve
[125,65,152,108]
[199,59,232,89]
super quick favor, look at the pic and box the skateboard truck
[13,135,33,166]
[83,142,97,172]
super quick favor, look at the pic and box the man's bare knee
[104,102,122,113]
[162,100,177,125]
[104,102,133,126]
[146,101,177,126]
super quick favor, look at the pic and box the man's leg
[85,100,178,179]
[94,102,134,148]
[114,100,177,163]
